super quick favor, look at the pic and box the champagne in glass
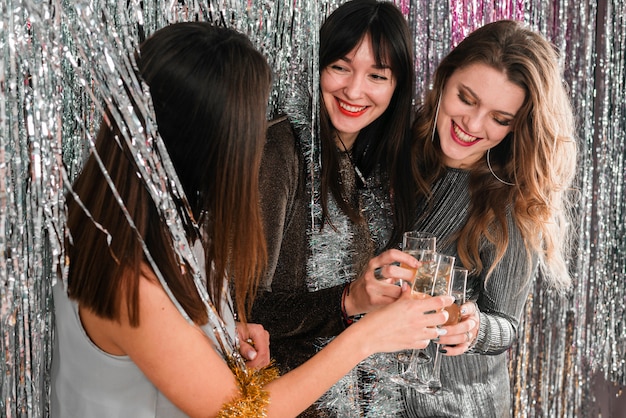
[390,253,455,386]
[411,250,441,295]
[400,231,436,287]
[397,232,436,365]
[414,254,455,394]
[444,268,468,325]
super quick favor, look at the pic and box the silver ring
[465,331,471,343]
[374,267,384,280]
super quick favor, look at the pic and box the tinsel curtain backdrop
[1,0,624,417]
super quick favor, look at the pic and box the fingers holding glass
[391,253,455,388]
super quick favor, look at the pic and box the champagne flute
[390,253,455,386]
[399,231,436,287]
[396,231,436,364]
[415,265,466,395]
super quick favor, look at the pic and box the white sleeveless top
[50,276,237,417]
[51,281,188,417]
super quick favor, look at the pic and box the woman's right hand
[345,249,421,316]
[353,283,454,355]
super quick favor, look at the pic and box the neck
[335,133,367,186]
[334,133,357,151]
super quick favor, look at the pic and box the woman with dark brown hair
[252,1,423,414]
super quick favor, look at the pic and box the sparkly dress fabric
[252,115,535,417]
[401,167,537,418]
[251,116,399,416]
[251,116,347,375]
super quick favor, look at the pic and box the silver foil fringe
[0,0,624,417]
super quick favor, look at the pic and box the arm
[94,274,453,417]
[470,226,537,355]
[440,213,537,355]
[264,287,451,417]
[252,117,346,339]
[253,120,421,336]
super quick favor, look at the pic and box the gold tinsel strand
[217,360,280,418]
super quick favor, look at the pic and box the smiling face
[321,34,396,149]
[436,63,526,168]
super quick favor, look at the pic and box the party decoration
[1,0,623,416]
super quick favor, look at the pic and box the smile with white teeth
[339,100,367,113]
[453,121,479,143]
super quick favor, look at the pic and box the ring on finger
[465,331,471,343]
[374,267,384,280]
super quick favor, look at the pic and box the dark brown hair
[66,22,272,325]
[319,0,416,246]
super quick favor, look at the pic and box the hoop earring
[431,94,442,143]
[486,148,515,186]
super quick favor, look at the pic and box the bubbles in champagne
[412,257,452,296]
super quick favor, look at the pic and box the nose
[343,73,365,100]
[463,110,486,135]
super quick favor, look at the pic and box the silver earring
[486,148,515,186]
[431,94,442,143]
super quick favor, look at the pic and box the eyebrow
[460,84,517,117]
[338,55,392,70]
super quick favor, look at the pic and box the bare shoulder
[134,264,183,321]
[77,265,167,355]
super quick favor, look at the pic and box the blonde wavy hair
[411,20,578,290]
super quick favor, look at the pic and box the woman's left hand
[236,322,271,369]
[437,301,480,356]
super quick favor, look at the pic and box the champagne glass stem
[402,348,421,375]
[387,345,430,386]
[427,343,444,393]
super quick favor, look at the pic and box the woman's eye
[458,93,473,105]
[494,117,512,126]
[330,64,346,72]
[370,73,389,81]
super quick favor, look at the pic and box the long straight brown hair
[66,23,272,326]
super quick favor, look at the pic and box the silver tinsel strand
[1,0,624,417]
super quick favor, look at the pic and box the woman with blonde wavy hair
[402,19,578,417]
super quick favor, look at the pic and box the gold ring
[245,338,255,347]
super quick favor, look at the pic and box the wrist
[467,311,483,353]
[341,282,363,326]
[332,319,374,362]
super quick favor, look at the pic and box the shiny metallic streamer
[1,0,624,417]
[509,1,625,417]
[58,0,246,369]
[449,0,525,47]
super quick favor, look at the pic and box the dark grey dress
[402,168,537,418]
[251,116,397,416]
